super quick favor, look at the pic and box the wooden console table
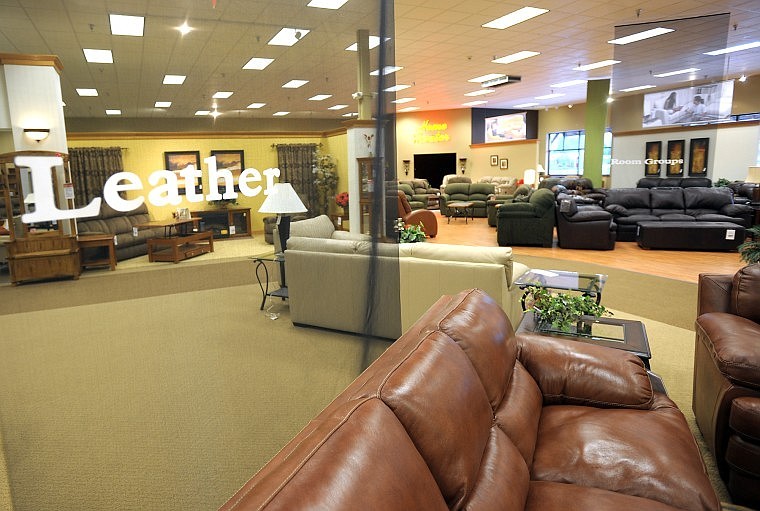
[146,231,214,263]
[190,208,251,238]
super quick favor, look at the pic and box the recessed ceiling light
[308,0,349,8]
[392,97,416,104]
[176,22,192,35]
[385,84,411,92]
[704,41,760,56]
[273,111,290,116]
[109,14,144,36]
[397,106,420,112]
[342,112,359,117]
[83,49,113,63]
[247,102,266,109]
[463,100,488,106]
[268,28,310,47]
[370,66,403,76]
[492,51,540,65]
[76,88,98,96]
[550,79,587,88]
[534,93,565,99]
[328,104,349,110]
[309,94,332,101]
[195,110,210,116]
[345,36,389,51]
[105,109,121,115]
[163,74,186,85]
[513,102,540,108]
[154,101,171,108]
[468,73,505,83]
[213,91,233,99]
[210,110,221,119]
[619,85,656,92]
[282,79,308,88]
[573,60,620,71]
[608,27,673,45]
[464,89,495,97]
[652,68,700,78]
[738,74,747,82]
[243,57,275,70]
[482,7,549,30]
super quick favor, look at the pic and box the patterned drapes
[68,147,124,205]
[275,143,318,216]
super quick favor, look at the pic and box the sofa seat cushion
[532,393,719,511]
[615,214,660,225]
[693,213,745,224]
[526,481,688,511]
[659,213,696,222]
[696,312,760,389]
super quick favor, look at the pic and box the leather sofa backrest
[730,264,760,324]
[604,188,651,210]
[681,177,712,188]
[444,182,471,200]
[683,187,732,212]
[637,177,712,188]
[637,177,662,188]
[651,188,685,216]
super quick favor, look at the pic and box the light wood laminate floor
[427,211,746,283]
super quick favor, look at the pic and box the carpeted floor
[0,243,730,510]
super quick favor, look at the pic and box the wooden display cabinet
[190,207,251,239]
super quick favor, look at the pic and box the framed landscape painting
[490,155,498,167]
[644,141,661,176]
[164,151,202,194]
[688,138,709,176]
[666,140,685,177]
[211,149,245,192]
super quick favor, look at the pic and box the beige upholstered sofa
[479,175,518,195]
[284,235,529,339]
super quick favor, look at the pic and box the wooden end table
[447,201,474,224]
[78,233,117,271]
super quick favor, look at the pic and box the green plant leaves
[525,285,611,332]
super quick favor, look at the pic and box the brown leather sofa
[694,263,760,508]
[221,289,719,511]
[397,190,437,238]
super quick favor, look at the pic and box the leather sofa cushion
[696,312,760,389]
[659,213,696,221]
[684,187,732,211]
[651,188,685,210]
[731,264,760,324]
[614,214,659,225]
[605,188,651,210]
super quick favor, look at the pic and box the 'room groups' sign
[18,155,280,224]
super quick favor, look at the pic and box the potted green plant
[394,218,426,243]
[738,226,760,264]
[313,152,338,216]
[525,285,611,333]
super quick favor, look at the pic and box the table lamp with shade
[258,182,307,254]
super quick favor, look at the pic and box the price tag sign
[63,183,75,200]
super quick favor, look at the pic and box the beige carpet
[0,245,730,510]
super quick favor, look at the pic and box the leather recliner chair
[555,199,616,250]
[693,263,760,508]
[496,187,555,247]
[397,191,437,238]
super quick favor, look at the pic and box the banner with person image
[642,80,734,128]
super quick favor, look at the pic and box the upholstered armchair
[496,187,555,247]
[397,191,437,238]
[693,263,760,508]
[555,199,616,250]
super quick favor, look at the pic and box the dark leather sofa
[556,199,616,250]
[637,177,712,188]
[220,289,720,511]
[603,187,752,241]
[539,176,607,204]
[693,264,760,508]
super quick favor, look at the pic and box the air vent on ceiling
[482,75,522,88]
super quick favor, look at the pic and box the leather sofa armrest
[698,273,733,315]
[605,204,628,216]
[516,333,654,409]
[696,312,760,389]
[721,203,752,216]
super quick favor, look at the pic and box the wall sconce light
[402,160,410,176]
[459,157,467,174]
[23,128,50,143]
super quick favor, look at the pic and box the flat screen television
[485,112,527,143]
[642,80,734,128]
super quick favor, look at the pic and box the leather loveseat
[439,182,495,218]
[76,202,160,260]
[603,187,753,241]
[220,289,720,511]
[693,263,760,508]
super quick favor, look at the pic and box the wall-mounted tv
[642,80,734,128]
[485,112,527,143]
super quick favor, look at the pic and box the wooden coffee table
[147,230,214,263]
[78,233,116,271]
[447,201,474,224]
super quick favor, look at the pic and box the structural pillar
[355,29,372,120]
[583,79,609,187]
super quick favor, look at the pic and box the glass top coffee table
[515,269,607,307]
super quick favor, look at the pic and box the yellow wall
[67,131,348,233]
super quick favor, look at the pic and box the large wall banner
[642,80,734,128]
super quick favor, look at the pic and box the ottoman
[637,221,745,251]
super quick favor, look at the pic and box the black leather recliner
[555,199,616,250]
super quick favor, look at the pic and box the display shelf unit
[191,207,251,239]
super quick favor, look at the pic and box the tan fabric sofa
[284,236,529,338]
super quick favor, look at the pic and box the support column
[583,79,609,187]
[355,29,372,120]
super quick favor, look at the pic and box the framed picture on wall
[211,149,245,192]
[164,151,202,195]
[644,141,662,176]
[688,138,709,176]
[499,158,509,170]
[490,155,498,166]
[665,140,685,177]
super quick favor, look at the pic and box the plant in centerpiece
[525,285,611,332]
[714,177,732,188]
[738,226,760,264]
[335,191,349,216]
[394,218,426,243]
[312,151,338,216]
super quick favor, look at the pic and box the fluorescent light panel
[342,112,358,117]
[328,104,349,110]
[385,84,411,92]
[534,92,565,99]
[83,49,113,63]
[105,109,121,115]
[469,73,505,83]
[550,79,587,88]
[76,88,98,96]
[273,111,290,116]
[370,66,403,76]
[492,50,540,64]
[652,67,700,78]
[109,14,144,36]
[163,74,186,84]
[247,103,266,109]
[392,97,416,104]
[243,57,274,70]
[513,102,539,108]
[464,89,495,97]
[154,101,171,108]
[482,7,549,30]
[282,79,308,88]
[195,110,210,115]
[704,41,760,56]
[573,60,619,71]
[619,84,656,92]
[463,100,488,106]
[608,27,673,45]
[308,0,349,9]
[309,94,332,101]
[213,91,233,99]
[397,106,420,112]
[268,28,310,47]
[345,36,389,51]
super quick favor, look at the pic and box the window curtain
[68,147,124,205]
[275,143,318,216]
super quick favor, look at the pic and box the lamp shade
[746,166,760,184]
[258,183,307,214]
[523,168,537,186]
